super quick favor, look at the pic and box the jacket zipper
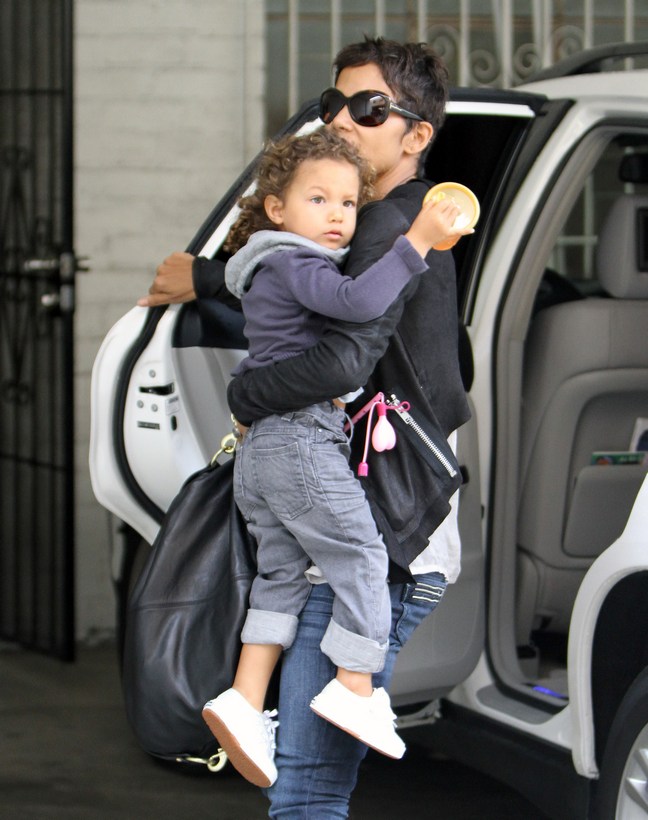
[386,392,457,478]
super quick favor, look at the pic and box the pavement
[0,643,549,819]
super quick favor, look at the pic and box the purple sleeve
[279,236,425,323]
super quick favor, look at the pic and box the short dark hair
[225,130,375,253]
[333,37,449,138]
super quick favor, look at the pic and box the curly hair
[225,130,375,253]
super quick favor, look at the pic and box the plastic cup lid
[423,182,480,231]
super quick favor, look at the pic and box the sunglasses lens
[319,89,392,127]
[349,92,389,127]
[319,89,345,124]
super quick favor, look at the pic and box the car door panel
[391,399,484,704]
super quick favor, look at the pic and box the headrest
[597,194,648,298]
[619,153,648,184]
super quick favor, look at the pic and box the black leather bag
[121,456,257,768]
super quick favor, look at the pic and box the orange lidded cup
[423,182,480,250]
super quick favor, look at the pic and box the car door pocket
[563,463,648,557]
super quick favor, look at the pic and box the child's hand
[405,196,475,257]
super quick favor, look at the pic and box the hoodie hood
[225,230,349,299]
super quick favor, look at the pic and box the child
[202,129,469,787]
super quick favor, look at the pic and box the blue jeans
[266,572,448,819]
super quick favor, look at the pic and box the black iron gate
[0,0,76,659]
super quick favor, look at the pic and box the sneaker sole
[202,706,275,788]
[310,701,405,760]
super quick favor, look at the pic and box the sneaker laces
[262,709,280,752]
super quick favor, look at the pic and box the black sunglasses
[319,88,424,128]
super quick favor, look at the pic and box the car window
[546,137,648,297]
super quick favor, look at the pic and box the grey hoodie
[225,230,348,299]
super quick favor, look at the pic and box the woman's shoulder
[357,178,433,236]
[393,177,434,194]
[365,178,433,215]
[386,178,434,207]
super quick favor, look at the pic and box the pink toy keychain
[356,393,410,476]
[372,402,396,451]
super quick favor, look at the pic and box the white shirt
[407,430,460,582]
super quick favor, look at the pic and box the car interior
[514,137,648,697]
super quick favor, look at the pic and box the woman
[142,38,470,818]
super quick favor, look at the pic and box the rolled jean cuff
[320,618,388,673]
[241,608,299,649]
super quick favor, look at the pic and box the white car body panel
[121,306,207,510]
[90,303,247,545]
[446,100,536,118]
[89,306,161,544]
[448,654,574,749]
[568,474,648,778]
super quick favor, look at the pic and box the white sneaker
[202,689,279,787]
[310,679,406,759]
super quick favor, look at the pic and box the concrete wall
[75,0,265,640]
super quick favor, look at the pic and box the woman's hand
[138,251,196,307]
[405,197,474,257]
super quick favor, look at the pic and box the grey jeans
[233,402,390,673]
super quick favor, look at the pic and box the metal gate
[0,0,76,659]
[265,1,646,134]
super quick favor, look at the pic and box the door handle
[23,258,60,273]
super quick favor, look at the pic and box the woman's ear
[403,121,434,157]
[264,194,285,226]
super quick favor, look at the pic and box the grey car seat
[516,193,648,644]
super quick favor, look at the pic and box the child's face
[264,158,360,251]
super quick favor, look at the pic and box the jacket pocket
[385,390,459,482]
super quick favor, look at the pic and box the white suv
[90,43,648,819]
